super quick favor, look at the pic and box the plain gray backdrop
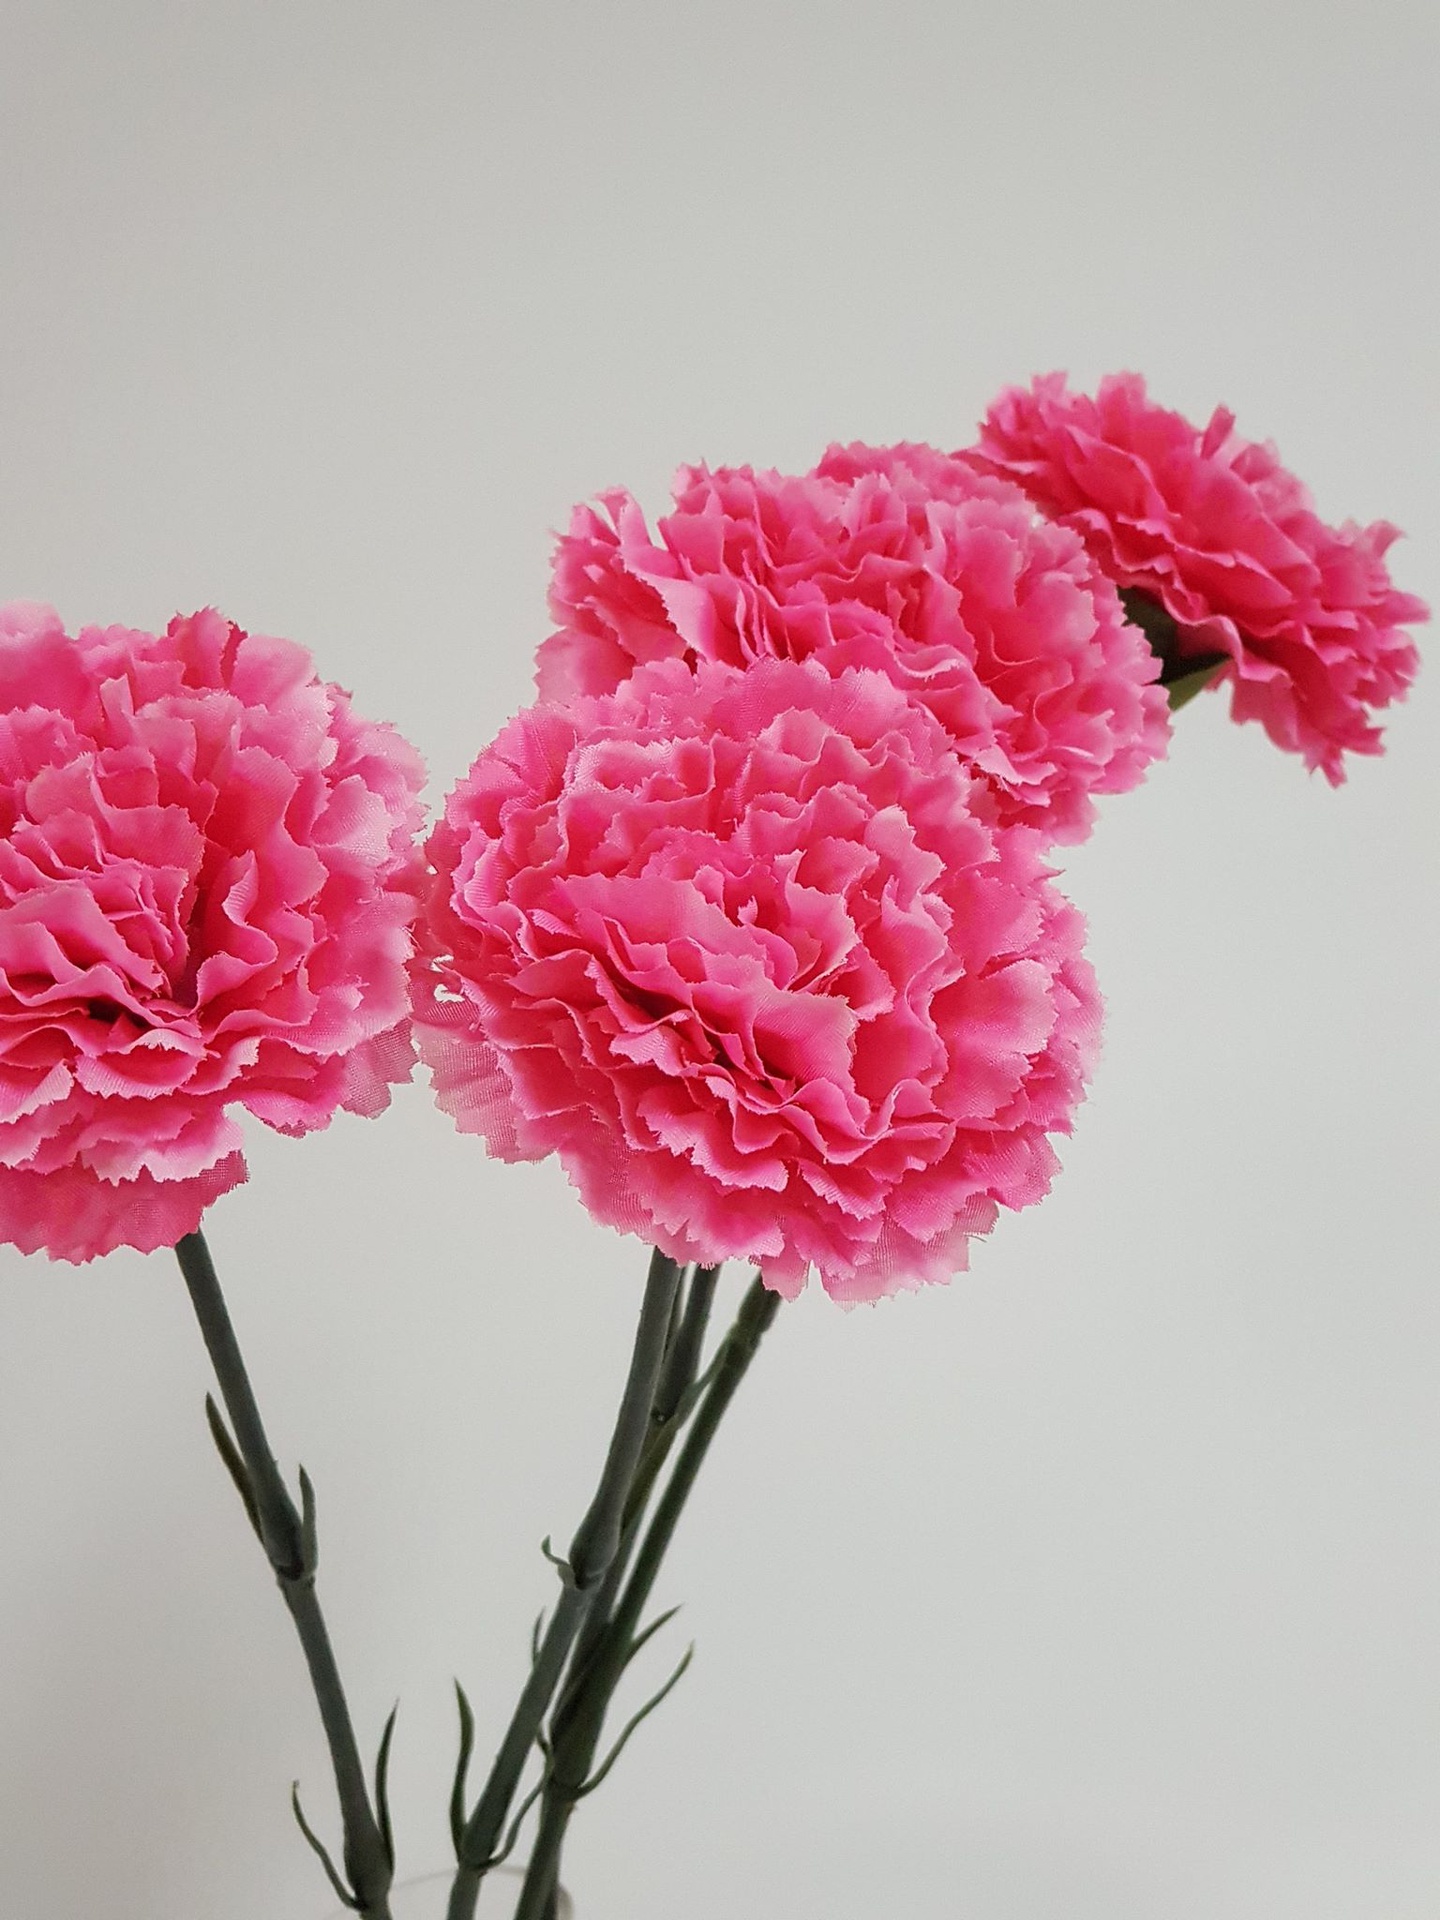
[1,3,1436,1917]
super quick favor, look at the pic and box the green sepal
[1117,586,1227,710]
[1166,661,1227,711]
[1118,586,1179,653]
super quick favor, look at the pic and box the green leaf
[488,1777,545,1870]
[203,1395,262,1542]
[621,1604,682,1675]
[296,1466,319,1579]
[539,1535,576,1587]
[574,1643,695,1801]
[374,1703,399,1871]
[291,1782,357,1909]
[449,1681,476,1857]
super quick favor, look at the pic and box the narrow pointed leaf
[489,1777,545,1870]
[449,1681,476,1857]
[539,1534,575,1586]
[621,1604,683,1675]
[203,1394,262,1541]
[291,1782,358,1909]
[297,1465,319,1578]
[374,1703,399,1871]
[575,1643,695,1800]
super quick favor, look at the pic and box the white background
[1,4,1436,1916]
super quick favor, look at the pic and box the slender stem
[653,1265,721,1428]
[594,1274,780,1710]
[515,1798,568,1920]
[516,1273,781,1919]
[174,1229,393,1919]
[447,1249,683,1920]
[567,1250,686,1591]
[560,1264,722,1713]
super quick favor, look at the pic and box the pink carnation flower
[971,372,1427,780]
[414,657,1100,1303]
[0,603,425,1261]
[538,450,1168,844]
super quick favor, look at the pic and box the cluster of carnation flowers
[412,378,1424,1302]
[2,376,1425,1299]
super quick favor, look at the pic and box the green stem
[516,1273,781,1919]
[497,1268,721,1920]
[174,1229,394,1919]
[653,1266,721,1429]
[446,1250,683,1920]
[560,1264,721,1711]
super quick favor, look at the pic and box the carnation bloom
[414,657,1100,1303]
[538,449,1169,844]
[970,372,1427,780]
[0,603,425,1261]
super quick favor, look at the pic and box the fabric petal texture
[0,603,426,1260]
[413,657,1100,1303]
[538,449,1169,845]
[969,372,1427,780]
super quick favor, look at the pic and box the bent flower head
[414,657,1100,1303]
[0,604,425,1261]
[971,372,1427,780]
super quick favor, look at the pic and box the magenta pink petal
[970,372,1426,778]
[414,656,1100,1303]
[0,604,425,1261]
[538,446,1170,846]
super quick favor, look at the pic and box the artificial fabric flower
[539,450,1169,843]
[970,372,1427,779]
[0,603,425,1260]
[413,656,1099,1302]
